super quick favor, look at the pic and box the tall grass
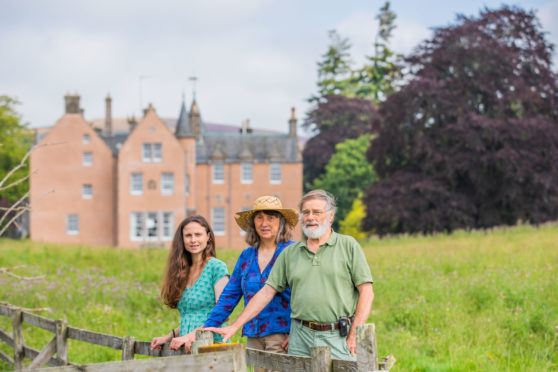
[0,223,557,371]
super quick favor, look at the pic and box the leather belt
[295,317,354,331]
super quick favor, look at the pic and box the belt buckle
[308,321,319,330]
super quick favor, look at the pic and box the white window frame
[82,152,93,166]
[130,173,143,195]
[82,184,92,199]
[241,162,253,184]
[162,212,174,240]
[270,163,282,184]
[66,214,79,235]
[213,162,224,184]
[212,207,226,236]
[161,172,174,195]
[83,134,90,144]
[142,143,163,163]
[153,143,162,162]
[142,143,152,162]
[130,211,173,242]
[145,212,158,240]
[130,212,143,241]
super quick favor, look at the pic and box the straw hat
[235,196,298,231]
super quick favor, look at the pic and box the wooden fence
[0,304,395,371]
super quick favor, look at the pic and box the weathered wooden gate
[0,304,395,371]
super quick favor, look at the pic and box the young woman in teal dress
[150,215,229,352]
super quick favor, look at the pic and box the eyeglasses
[300,209,329,218]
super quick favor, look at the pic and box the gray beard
[302,221,330,239]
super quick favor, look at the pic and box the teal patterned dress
[177,257,229,341]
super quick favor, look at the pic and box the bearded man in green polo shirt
[205,189,374,360]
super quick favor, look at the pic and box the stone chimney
[246,119,253,134]
[127,115,138,132]
[289,107,297,139]
[105,93,112,136]
[64,92,81,114]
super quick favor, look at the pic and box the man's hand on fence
[346,331,357,356]
[282,335,289,352]
[203,325,237,343]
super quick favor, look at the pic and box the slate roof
[196,133,300,163]
[100,133,129,155]
[174,101,195,138]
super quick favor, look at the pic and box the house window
[131,212,143,240]
[270,163,282,184]
[82,152,93,166]
[130,211,174,242]
[83,134,90,144]
[161,173,174,195]
[162,212,174,239]
[82,184,92,199]
[142,143,162,162]
[66,214,79,235]
[146,212,158,239]
[213,208,225,235]
[213,162,224,184]
[241,162,253,184]
[185,174,190,195]
[130,173,143,195]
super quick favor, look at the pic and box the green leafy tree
[312,134,377,229]
[349,1,402,102]
[309,29,353,102]
[0,96,31,203]
[339,196,368,240]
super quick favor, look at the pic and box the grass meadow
[0,223,557,371]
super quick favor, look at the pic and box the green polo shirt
[266,231,373,323]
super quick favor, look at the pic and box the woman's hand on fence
[170,332,196,352]
[282,335,289,352]
[150,334,171,350]
[203,325,236,343]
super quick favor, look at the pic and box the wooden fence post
[356,323,378,372]
[11,307,24,371]
[55,319,68,364]
[310,346,332,372]
[122,336,136,360]
[191,330,213,355]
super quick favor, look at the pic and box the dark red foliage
[302,95,377,188]
[363,6,558,234]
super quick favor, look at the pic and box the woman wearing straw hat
[204,196,298,369]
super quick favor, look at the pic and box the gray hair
[298,189,337,214]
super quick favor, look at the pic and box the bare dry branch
[0,188,53,236]
[0,301,51,313]
[0,171,34,192]
[0,266,45,281]
[0,191,29,227]
[0,141,65,189]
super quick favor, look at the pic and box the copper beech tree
[363,6,558,234]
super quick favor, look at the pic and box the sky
[1,0,557,136]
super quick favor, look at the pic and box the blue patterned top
[204,241,293,337]
[177,257,229,340]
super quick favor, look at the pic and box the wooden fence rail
[0,304,395,371]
